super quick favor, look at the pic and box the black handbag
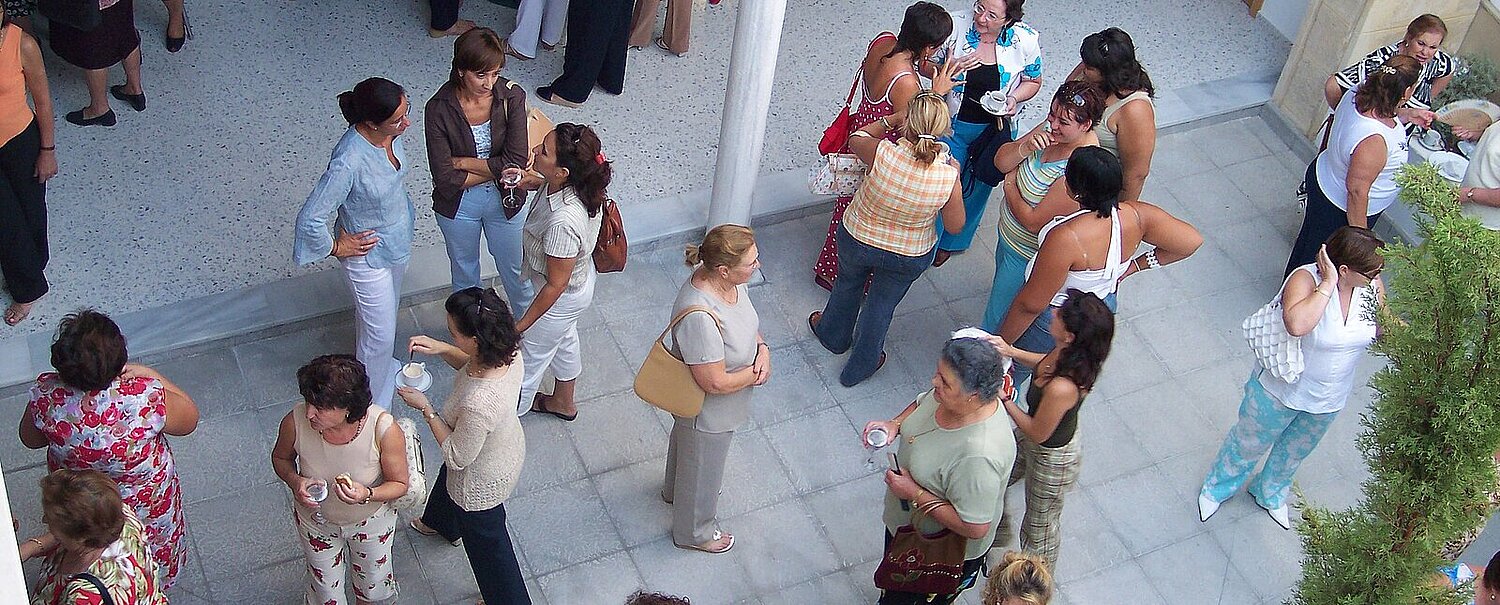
[38,0,103,31]
[963,118,1014,190]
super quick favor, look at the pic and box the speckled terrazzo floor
[11,0,1288,336]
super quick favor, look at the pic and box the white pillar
[0,466,27,603]
[706,0,788,228]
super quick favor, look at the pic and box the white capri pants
[341,256,406,408]
[511,0,569,58]
[517,272,595,414]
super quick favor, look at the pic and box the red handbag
[873,504,970,595]
[817,74,860,155]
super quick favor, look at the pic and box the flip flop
[674,531,733,554]
[531,398,577,422]
[5,302,34,326]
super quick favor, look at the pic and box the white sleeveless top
[1026,209,1127,307]
[1095,91,1152,157]
[1259,265,1379,414]
[1315,87,1407,216]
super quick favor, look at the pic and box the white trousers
[511,0,569,58]
[341,256,406,408]
[517,272,594,414]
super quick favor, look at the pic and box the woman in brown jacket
[425,28,533,316]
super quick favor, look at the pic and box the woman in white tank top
[1285,55,1420,277]
[1000,147,1201,386]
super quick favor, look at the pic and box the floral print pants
[295,506,399,605]
[1200,368,1340,511]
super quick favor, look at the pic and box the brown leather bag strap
[658,305,723,342]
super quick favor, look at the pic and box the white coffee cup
[402,362,426,380]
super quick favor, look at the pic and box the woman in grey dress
[661,224,770,553]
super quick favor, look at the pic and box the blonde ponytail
[903,92,951,166]
[684,225,756,269]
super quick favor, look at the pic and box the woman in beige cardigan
[399,286,530,605]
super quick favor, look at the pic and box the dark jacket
[423,78,529,218]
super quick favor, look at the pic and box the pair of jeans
[420,466,532,604]
[1285,160,1382,277]
[340,256,406,407]
[1008,293,1117,388]
[548,0,632,102]
[980,235,1031,333]
[435,186,534,317]
[1200,367,1340,510]
[936,118,1007,253]
[0,120,48,304]
[814,225,934,386]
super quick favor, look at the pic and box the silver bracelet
[1144,250,1161,269]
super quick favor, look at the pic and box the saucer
[396,369,433,392]
[979,91,1009,116]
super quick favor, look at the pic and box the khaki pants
[629,0,691,55]
[996,431,1081,569]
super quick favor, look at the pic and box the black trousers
[421,465,532,605]
[1284,160,1382,277]
[0,120,48,305]
[548,0,631,103]
[427,0,460,30]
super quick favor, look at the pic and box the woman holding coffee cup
[399,287,531,604]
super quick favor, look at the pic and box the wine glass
[501,163,524,210]
[306,479,328,524]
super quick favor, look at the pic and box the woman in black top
[990,288,1113,568]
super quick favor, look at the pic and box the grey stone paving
[12,114,1478,604]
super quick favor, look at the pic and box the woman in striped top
[981,81,1103,332]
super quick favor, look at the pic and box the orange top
[0,24,33,146]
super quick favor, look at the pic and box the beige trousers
[664,415,734,545]
[628,0,691,55]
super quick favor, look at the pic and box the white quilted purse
[387,417,428,513]
[808,153,867,196]
[1242,273,1305,383]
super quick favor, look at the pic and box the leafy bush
[1434,54,1499,108]
[1293,163,1500,604]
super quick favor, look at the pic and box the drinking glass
[501,163,524,211]
[306,479,328,524]
[864,427,891,472]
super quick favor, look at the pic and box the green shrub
[1434,54,1499,108]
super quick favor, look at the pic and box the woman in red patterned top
[19,310,199,590]
[18,469,168,605]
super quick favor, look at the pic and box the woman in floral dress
[19,310,199,589]
[19,469,168,605]
[813,2,955,290]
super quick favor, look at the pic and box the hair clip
[596,152,607,165]
[916,134,937,141]
[1380,65,1398,75]
[1070,93,1087,106]
[914,90,943,101]
[1100,42,1108,54]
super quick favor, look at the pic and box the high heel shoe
[165,6,190,52]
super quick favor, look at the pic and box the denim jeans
[1009,293,1117,389]
[815,225,934,386]
[420,466,532,604]
[1284,160,1382,277]
[435,186,534,317]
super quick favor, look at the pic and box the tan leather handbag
[634,305,722,417]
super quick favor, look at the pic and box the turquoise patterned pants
[1200,368,1340,510]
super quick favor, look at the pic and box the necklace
[321,416,366,446]
[906,402,995,444]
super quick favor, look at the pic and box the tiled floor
[8,114,1461,604]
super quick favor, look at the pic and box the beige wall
[1458,1,1500,105]
[1272,0,1482,140]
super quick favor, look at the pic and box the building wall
[1261,0,1312,41]
[1457,0,1500,105]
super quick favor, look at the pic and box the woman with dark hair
[1201,227,1386,530]
[863,335,1016,604]
[18,469,167,604]
[1069,28,1155,204]
[1326,14,1452,128]
[400,287,530,604]
[501,122,609,419]
[535,0,631,107]
[294,77,417,409]
[998,147,1200,386]
[810,91,965,387]
[48,0,146,126]
[927,0,1042,267]
[989,289,1113,568]
[980,81,1103,333]
[271,354,410,605]
[426,28,534,316]
[19,309,198,589]
[0,9,55,325]
[813,1,956,291]
[1285,55,1419,275]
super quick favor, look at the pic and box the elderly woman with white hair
[862,333,1017,604]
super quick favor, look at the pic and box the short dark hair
[296,354,372,423]
[886,1,952,61]
[624,591,691,605]
[941,337,1005,401]
[1079,27,1155,98]
[1484,549,1500,592]
[445,287,521,368]
[552,122,611,217]
[1053,290,1115,391]
[338,77,406,126]
[451,27,507,84]
[1064,147,1124,217]
[1051,80,1106,130]
[1323,226,1385,276]
[41,469,125,549]
[50,309,128,392]
[1352,55,1421,118]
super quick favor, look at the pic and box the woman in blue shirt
[293,77,417,409]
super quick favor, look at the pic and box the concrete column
[706,0,788,228]
[1,468,26,603]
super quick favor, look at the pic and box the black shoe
[110,85,146,112]
[65,108,116,127]
[165,8,190,52]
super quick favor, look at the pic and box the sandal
[675,531,733,554]
[932,249,953,267]
[5,301,34,326]
[409,519,461,546]
[655,37,683,56]
[531,395,577,422]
